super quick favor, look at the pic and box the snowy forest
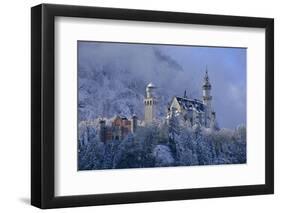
[78,121,246,170]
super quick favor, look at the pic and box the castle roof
[147,82,156,88]
[175,96,205,113]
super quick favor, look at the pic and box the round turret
[147,82,156,88]
[131,114,138,133]
[146,82,156,98]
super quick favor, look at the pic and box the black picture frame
[31,3,274,209]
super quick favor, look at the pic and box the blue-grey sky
[78,41,246,129]
[161,45,247,129]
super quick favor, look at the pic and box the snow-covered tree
[78,117,246,170]
[112,134,144,169]
[78,137,105,170]
[153,145,174,167]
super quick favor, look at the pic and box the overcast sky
[79,41,246,129]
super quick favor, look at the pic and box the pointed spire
[204,65,209,82]
[203,66,211,89]
[184,90,187,98]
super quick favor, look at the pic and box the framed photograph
[31,4,274,209]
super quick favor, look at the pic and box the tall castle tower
[202,69,212,127]
[144,82,156,124]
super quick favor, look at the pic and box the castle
[168,70,216,129]
[144,70,216,129]
[99,115,137,143]
[99,70,217,142]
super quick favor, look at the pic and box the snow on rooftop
[175,96,205,112]
[147,82,156,88]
